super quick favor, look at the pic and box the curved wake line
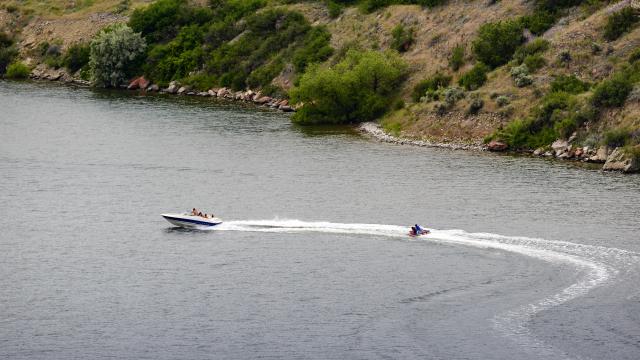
[215,219,639,359]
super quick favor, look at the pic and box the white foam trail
[215,219,640,359]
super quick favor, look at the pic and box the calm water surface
[1,81,639,359]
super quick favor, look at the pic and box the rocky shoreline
[358,122,484,151]
[29,69,296,113]
[360,122,639,173]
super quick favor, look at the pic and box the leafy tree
[129,0,213,43]
[89,24,147,87]
[291,50,408,124]
[472,20,524,68]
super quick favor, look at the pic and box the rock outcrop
[487,140,508,152]
[603,148,640,173]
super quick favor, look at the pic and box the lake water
[1,80,639,360]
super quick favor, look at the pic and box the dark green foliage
[513,38,549,64]
[135,0,332,90]
[550,75,590,94]
[5,61,30,79]
[495,91,581,148]
[629,48,640,63]
[292,26,333,73]
[182,73,217,91]
[472,20,524,68]
[144,24,206,83]
[519,10,557,35]
[207,9,319,90]
[449,45,464,71]
[603,7,638,41]
[291,50,408,124]
[63,43,91,73]
[604,128,631,148]
[523,54,546,72]
[411,72,451,102]
[0,32,18,75]
[468,97,484,115]
[554,117,577,139]
[129,0,216,43]
[458,62,489,90]
[327,1,343,18]
[591,75,632,107]
[534,0,585,11]
[360,0,446,13]
[391,24,415,52]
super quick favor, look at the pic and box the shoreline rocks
[358,122,484,151]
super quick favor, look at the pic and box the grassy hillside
[2,0,640,162]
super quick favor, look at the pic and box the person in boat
[415,224,423,234]
[191,208,198,216]
[409,226,417,236]
[198,211,203,217]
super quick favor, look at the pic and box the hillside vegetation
[2,0,640,165]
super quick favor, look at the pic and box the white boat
[161,213,223,229]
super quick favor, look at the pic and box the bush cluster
[603,128,631,148]
[603,7,638,41]
[510,64,532,87]
[458,62,488,90]
[472,20,524,69]
[63,43,91,73]
[5,61,30,79]
[132,0,332,90]
[290,50,408,124]
[411,72,451,102]
[591,75,632,107]
[550,75,590,94]
[359,0,446,13]
[449,45,464,71]
[0,32,18,75]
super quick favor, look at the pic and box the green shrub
[534,0,585,11]
[554,117,577,139]
[327,1,343,18]
[129,0,215,43]
[411,72,451,102]
[496,117,558,149]
[458,62,488,90]
[496,95,510,107]
[523,53,546,71]
[629,48,640,63]
[511,64,532,87]
[603,7,638,41]
[391,24,415,53]
[291,50,408,124]
[0,32,18,75]
[182,73,217,91]
[449,45,465,71]
[89,24,147,87]
[292,26,333,73]
[5,61,30,79]
[513,38,549,64]
[603,128,631,147]
[63,42,90,73]
[519,10,557,35]
[550,74,590,94]
[591,76,632,107]
[472,20,524,68]
[468,97,484,114]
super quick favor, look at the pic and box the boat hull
[161,213,223,229]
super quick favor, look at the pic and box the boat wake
[214,219,639,359]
